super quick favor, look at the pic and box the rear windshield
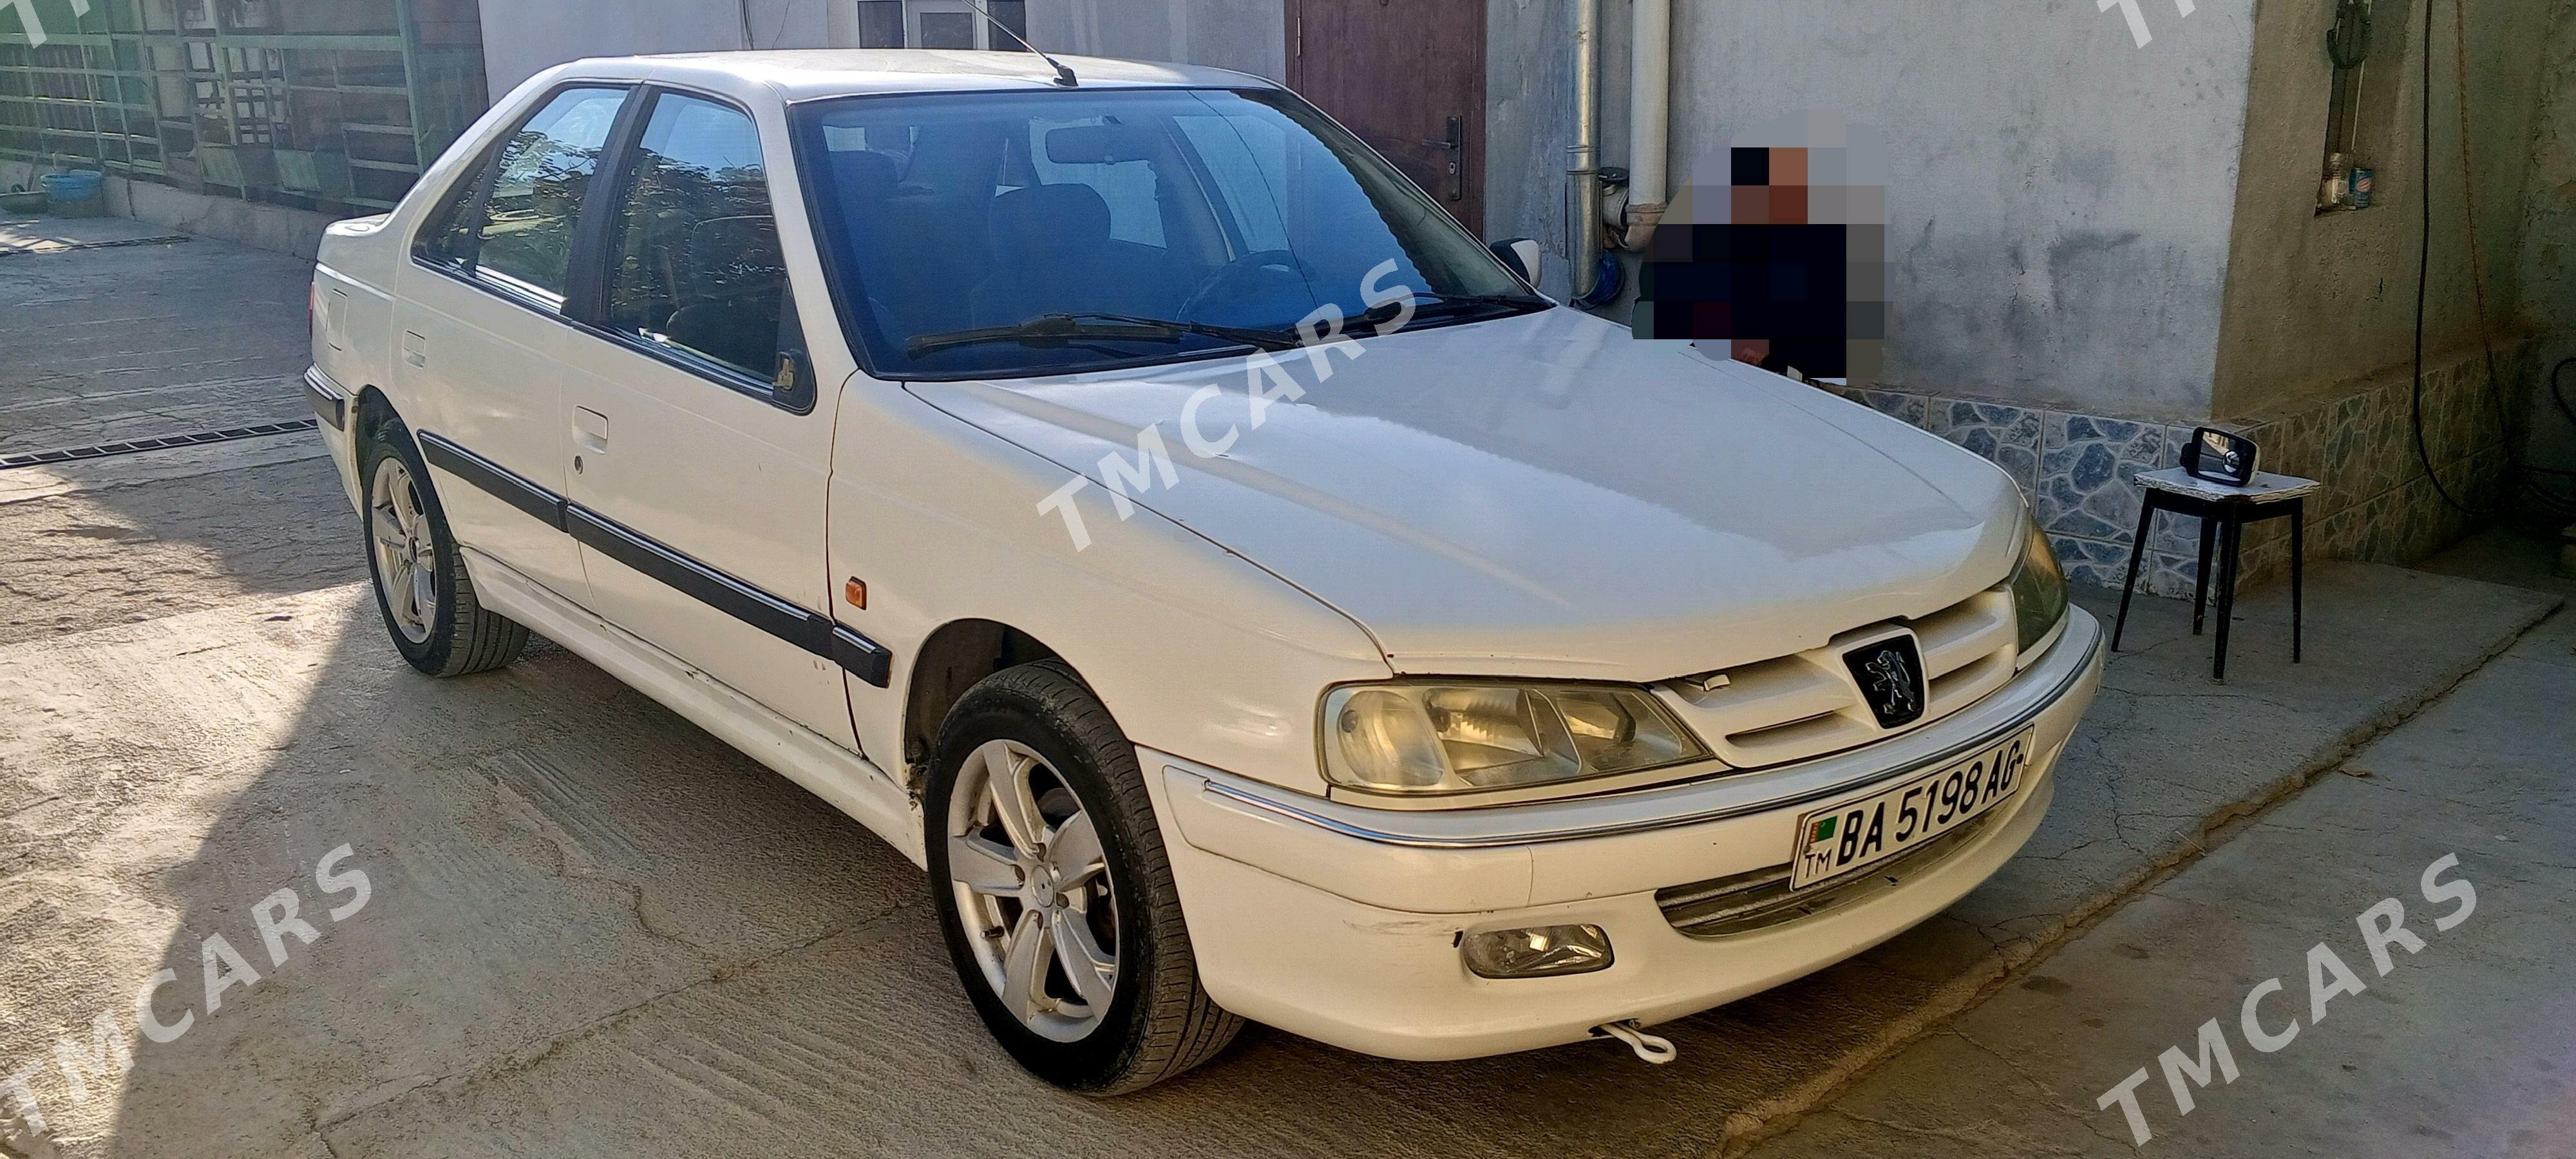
[791,86,1539,380]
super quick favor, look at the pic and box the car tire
[359,420,528,677]
[926,661,1242,1095]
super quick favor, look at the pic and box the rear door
[393,84,633,601]
[557,87,862,751]
[1284,0,1486,234]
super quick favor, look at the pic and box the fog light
[1462,924,1615,979]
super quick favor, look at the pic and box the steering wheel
[1178,249,1312,323]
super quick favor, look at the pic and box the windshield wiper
[1354,292,1548,328]
[907,312,1304,357]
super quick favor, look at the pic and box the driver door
[559,87,860,751]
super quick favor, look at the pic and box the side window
[412,170,482,272]
[602,93,790,383]
[411,86,627,308]
[475,88,628,305]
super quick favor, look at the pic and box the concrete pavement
[1747,537,2576,1158]
[0,218,2564,1158]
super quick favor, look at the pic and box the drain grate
[0,234,192,258]
[0,418,319,471]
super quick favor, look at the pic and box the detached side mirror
[1488,237,1543,287]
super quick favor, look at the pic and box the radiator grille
[1670,589,2016,769]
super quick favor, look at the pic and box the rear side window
[601,93,790,383]
[412,86,629,310]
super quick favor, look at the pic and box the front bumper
[1144,607,2106,1061]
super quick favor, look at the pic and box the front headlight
[2007,514,2069,663]
[1320,681,1709,796]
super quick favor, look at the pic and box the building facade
[1,0,487,223]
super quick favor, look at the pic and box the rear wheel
[360,423,527,677]
[927,662,1240,1094]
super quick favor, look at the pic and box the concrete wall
[479,0,829,95]
[2519,2,2576,473]
[478,1,1284,100]
[2212,0,2561,421]
[113,180,337,259]
[1030,0,1285,81]
[1644,2,2259,420]
[1482,0,1578,299]
[1,162,332,259]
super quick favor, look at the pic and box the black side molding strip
[305,370,348,430]
[565,506,828,652]
[830,626,892,688]
[417,431,568,531]
[419,430,893,687]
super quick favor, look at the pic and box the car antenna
[967,0,1077,87]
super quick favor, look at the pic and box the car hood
[910,307,2026,682]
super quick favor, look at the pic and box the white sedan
[305,48,2103,1093]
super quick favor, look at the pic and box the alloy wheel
[368,457,437,645]
[945,738,1120,1042]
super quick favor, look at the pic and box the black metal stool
[2110,467,2321,681]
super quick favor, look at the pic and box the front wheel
[926,662,1240,1094]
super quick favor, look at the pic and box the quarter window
[602,93,791,383]
[412,86,628,309]
[413,168,482,272]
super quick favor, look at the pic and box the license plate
[1791,728,2034,890]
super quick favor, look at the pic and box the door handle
[573,407,609,454]
[1421,115,1464,202]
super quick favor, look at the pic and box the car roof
[544,50,1278,103]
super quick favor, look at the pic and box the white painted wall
[482,0,1280,99]
[479,0,831,96]
[1029,0,1285,81]
[1624,1,2259,419]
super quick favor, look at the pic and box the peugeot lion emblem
[1842,636,1927,728]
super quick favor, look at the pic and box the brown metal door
[1285,0,1486,235]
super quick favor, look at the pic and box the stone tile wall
[1830,339,2530,597]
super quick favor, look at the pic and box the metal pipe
[1620,0,1671,251]
[1569,0,1602,299]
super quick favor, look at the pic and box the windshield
[791,86,1544,380]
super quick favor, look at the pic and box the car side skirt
[460,544,925,865]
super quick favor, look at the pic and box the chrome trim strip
[1195,623,2101,850]
[1663,784,2026,938]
